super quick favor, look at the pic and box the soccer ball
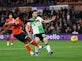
[70,35,78,42]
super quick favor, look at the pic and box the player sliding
[25,10,56,56]
[1,17,43,56]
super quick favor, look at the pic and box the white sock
[7,41,9,46]
[35,46,39,52]
[11,43,13,45]
[45,45,51,53]
[30,52,34,55]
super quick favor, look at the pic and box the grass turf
[0,40,82,61]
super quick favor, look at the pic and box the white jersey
[29,16,44,35]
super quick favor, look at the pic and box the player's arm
[0,27,3,34]
[13,17,23,26]
[25,23,32,38]
[0,25,13,34]
[27,20,35,22]
[42,16,56,23]
[4,24,13,31]
[0,19,15,34]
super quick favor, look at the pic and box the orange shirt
[12,18,23,35]
[6,18,14,30]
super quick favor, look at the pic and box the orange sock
[25,44,33,54]
[30,40,39,47]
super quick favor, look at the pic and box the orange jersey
[12,18,23,35]
[6,18,14,30]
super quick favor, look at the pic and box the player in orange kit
[3,17,43,56]
[5,14,14,46]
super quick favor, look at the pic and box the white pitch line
[0,48,25,50]
[53,46,82,48]
[0,46,82,50]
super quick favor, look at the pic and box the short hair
[32,10,38,14]
[7,13,13,18]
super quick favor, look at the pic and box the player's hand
[0,31,5,34]
[51,16,56,21]
[5,23,14,26]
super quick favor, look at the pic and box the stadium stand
[0,0,82,34]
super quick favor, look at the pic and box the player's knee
[35,37,40,42]
[26,36,32,42]
[43,37,48,44]
[24,42,28,45]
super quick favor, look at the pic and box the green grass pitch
[0,40,82,61]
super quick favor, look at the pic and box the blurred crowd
[42,6,82,34]
[0,6,82,34]
[0,0,82,6]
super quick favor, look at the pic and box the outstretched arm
[43,16,56,23]
[27,20,35,22]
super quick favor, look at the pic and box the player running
[25,10,56,56]
[2,17,43,56]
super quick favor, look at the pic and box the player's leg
[34,37,40,56]
[6,30,13,46]
[43,37,53,55]
[27,36,42,49]
[14,32,34,55]
[10,34,14,45]
[25,37,42,56]
[6,34,10,46]
[14,32,42,55]
[24,42,34,55]
[38,33,53,55]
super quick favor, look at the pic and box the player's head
[32,10,38,18]
[8,14,13,18]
